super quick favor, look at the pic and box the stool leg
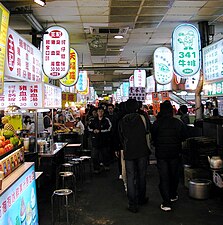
[65,195,69,225]
[51,194,54,225]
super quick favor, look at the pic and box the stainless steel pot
[189,179,212,200]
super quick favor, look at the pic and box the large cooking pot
[189,179,212,200]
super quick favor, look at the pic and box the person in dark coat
[88,107,112,173]
[119,99,150,213]
[151,100,188,211]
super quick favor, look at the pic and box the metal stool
[61,163,73,172]
[58,172,76,197]
[71,158,85,184]
[80,156,93,178]
[51,189,75,225]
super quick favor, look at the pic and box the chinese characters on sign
[154,47,173,85]
[0,82,42,108]
[0,4,9,94]
[203,39,223,81]
[0,164,39,225]
[42,26,70,79]
[172,24,201,77]
[129,87,146,101]
[60,48,79,86]
[76,71,88,92]
[44,83,62,108]
[129,75,134,87]
[146,76,155,93]
[203,81,223,97]
[133,70,146,87]
[5,28,42,82]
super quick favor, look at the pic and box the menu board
[203,39,223,81]
[0,4,9,94]
[0,82,61,109]
[0,164,38,225]
[5,28,42,82]
[44,83,62,108]
[42,26,70,79]
[154,47,173,84]
[0,82,42,109]
[172,23,201,77]
[60,48,79,86]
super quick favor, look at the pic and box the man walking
[151,100,188,211]
[119,99,150,213]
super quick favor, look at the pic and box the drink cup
[23,138,29,151]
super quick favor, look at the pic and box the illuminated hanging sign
[133,70,146,87]
[122,82,130,97]
[129,75,134,87]
[146,76,155,93]
[42,26,70,79]
[60,48,79,86]
[172,23,201,77]
[76,70,88,92]
[5,28,42,82]
[154,47,173,84]
[44,83,62,108]
[0,4,9,94]
[78,78,90,95]
[203,39,223,81]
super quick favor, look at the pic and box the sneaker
[119,175,123,180]
[170,196,178,202]
[160,204,171,211]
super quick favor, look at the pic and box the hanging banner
[78,78,89,95]
[0,3,9,94]
[160,91,170,102]
[172,23,201,77]
[60,48,79,86]
[42,26,70,79]
[146,76,155,93]
[76,71,88,92]
[154,47,173,84]
[129,75,134,87]
[44,83,62,108]
[122,82,130,97]
[5,28,42,82]
[133,70,146,87]
[129,87,146,101]
[203,81,223,97]
[203,39,223,81]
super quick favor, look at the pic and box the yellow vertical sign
[0,3,9,94]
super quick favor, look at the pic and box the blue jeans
[157,158,180,206]
[125,156,148,208]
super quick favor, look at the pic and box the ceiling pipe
[79,66,153,71]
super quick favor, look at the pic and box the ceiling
[2,0,223,95]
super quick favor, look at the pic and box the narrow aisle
[38,161,223,225]
[72,162,223,225]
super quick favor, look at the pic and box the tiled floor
[37,161,223,225]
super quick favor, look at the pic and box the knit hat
[125,98,139,113]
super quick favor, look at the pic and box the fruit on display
[0,129,22,157]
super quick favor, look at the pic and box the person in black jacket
[119,99,150,213]
[151,100,188,211]
[88,107,112,173]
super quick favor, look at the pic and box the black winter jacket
[88,116,112,148]
[119,113,150,160]
[151,115,188,159]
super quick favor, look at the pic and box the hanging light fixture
[34,0,46,7]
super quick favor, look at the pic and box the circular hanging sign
[153,47,173,85]
[60,48,79,86]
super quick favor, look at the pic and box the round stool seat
[68,160,80,165]
[59,171,74,177]
[54,189,73,196]
[80,156,91,160]
[62,163,73,167]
